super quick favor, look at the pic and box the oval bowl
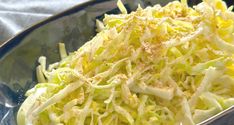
[0,0,233,125]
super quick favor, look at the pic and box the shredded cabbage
[18,0,234,125]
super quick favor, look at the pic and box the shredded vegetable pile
[17,0,234,125]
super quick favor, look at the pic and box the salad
[17,0,234,125]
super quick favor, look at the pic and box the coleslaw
[17,0,234,125]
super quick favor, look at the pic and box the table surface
[0,0,87,44]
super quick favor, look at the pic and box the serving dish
[0,0,233,125]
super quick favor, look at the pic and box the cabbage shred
[17,0,234,125]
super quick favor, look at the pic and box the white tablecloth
[0,0,87,44]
